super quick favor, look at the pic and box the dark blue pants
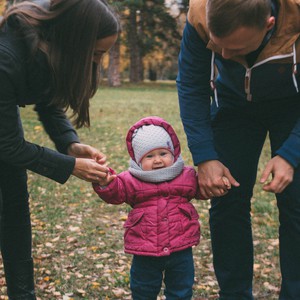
[130,248,194,300]
[210,98,300,299]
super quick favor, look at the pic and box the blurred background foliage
[1,0,189,85]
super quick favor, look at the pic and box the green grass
[0,82,281,299]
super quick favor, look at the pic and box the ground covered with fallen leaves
[0,83,281,299]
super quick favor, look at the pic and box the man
[177,0,300,299]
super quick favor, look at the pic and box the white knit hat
[131,125,174,163]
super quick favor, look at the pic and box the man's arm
[177,20,218,165]
[177,20,239,198]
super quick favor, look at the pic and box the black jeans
[210,98,300,299]
[0,162,32,263]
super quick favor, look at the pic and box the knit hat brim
[131,125,174,163]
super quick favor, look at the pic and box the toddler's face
[140,148,174,171]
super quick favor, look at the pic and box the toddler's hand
[222,176,231,189]
[97,172,117,186]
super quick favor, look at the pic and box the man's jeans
[210,97,300,299]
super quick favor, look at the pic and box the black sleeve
[0,47,75,184]
[34,103,80,154]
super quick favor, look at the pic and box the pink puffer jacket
[93,116,201,256]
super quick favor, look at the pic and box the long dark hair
[2,0,120,128]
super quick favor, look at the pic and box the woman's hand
[68,143,108,183]
[72,158,110,183]
[67,142,106,164]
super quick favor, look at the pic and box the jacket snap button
[163,247,168,252]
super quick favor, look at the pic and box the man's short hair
[206,0,271,37]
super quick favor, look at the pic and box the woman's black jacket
[0,23,80,184]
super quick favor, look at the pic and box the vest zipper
[243,52,295,101]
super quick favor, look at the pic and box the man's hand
[260,155,294,193]
[198,160,240,199]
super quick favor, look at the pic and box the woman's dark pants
[0,162,36,299]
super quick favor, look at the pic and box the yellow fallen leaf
[34,126,43,131]
[91,282,100,287]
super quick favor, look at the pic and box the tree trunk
[128,7,141,83]
[138,54,144,81]
[108,38,121,87]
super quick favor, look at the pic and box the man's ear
[266,16,275,31]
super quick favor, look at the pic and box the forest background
[1,0,190,86]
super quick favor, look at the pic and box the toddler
[93,116,205,300]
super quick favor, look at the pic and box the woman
[0,0,119,298]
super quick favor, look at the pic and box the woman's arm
[0,55,75,183]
